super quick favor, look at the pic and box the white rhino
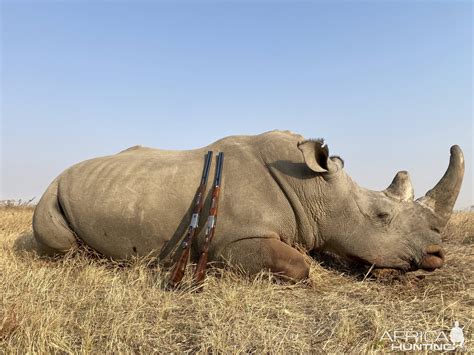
[32,130,464,281]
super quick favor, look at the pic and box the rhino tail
[32,178,78,256]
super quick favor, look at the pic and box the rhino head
[298,140,464,272]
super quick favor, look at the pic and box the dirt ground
[1,205,472,353]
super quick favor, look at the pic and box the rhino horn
[384,171,414,201]
[417,145,464,223]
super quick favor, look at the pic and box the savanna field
[1,202,472,353]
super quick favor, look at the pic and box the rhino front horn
[385,171,414,201]
[417,145,465,223]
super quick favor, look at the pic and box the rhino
[32,130,464,281]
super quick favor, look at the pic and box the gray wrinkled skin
[32,130,464,280]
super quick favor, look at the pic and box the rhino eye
[377,212,391,221]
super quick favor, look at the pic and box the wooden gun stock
[193,248,209,285]
[167,228,195,289]
[193,190,220,286]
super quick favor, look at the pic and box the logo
[380,321,466,351]
[449,321,465,348]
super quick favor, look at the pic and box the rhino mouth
[347,245,445,273]
[346,253,416,273]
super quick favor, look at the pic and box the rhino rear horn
[417,145,464,223]
[384,171,414,201]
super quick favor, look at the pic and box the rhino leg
[32,178,78,256]
[220,238,310,282]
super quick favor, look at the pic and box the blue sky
[1,1,472,208]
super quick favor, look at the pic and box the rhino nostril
[420,245,445,270]
[432,249,445,260]
[425,244,445,259]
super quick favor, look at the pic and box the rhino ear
[298,139,339,173]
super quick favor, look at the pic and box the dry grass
[1,206,472,353]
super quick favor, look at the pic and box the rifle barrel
[215,152,224,186]
[201,151,213,185]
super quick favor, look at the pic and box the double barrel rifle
[167,151,224,290]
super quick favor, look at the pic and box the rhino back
[56,131,299,260]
